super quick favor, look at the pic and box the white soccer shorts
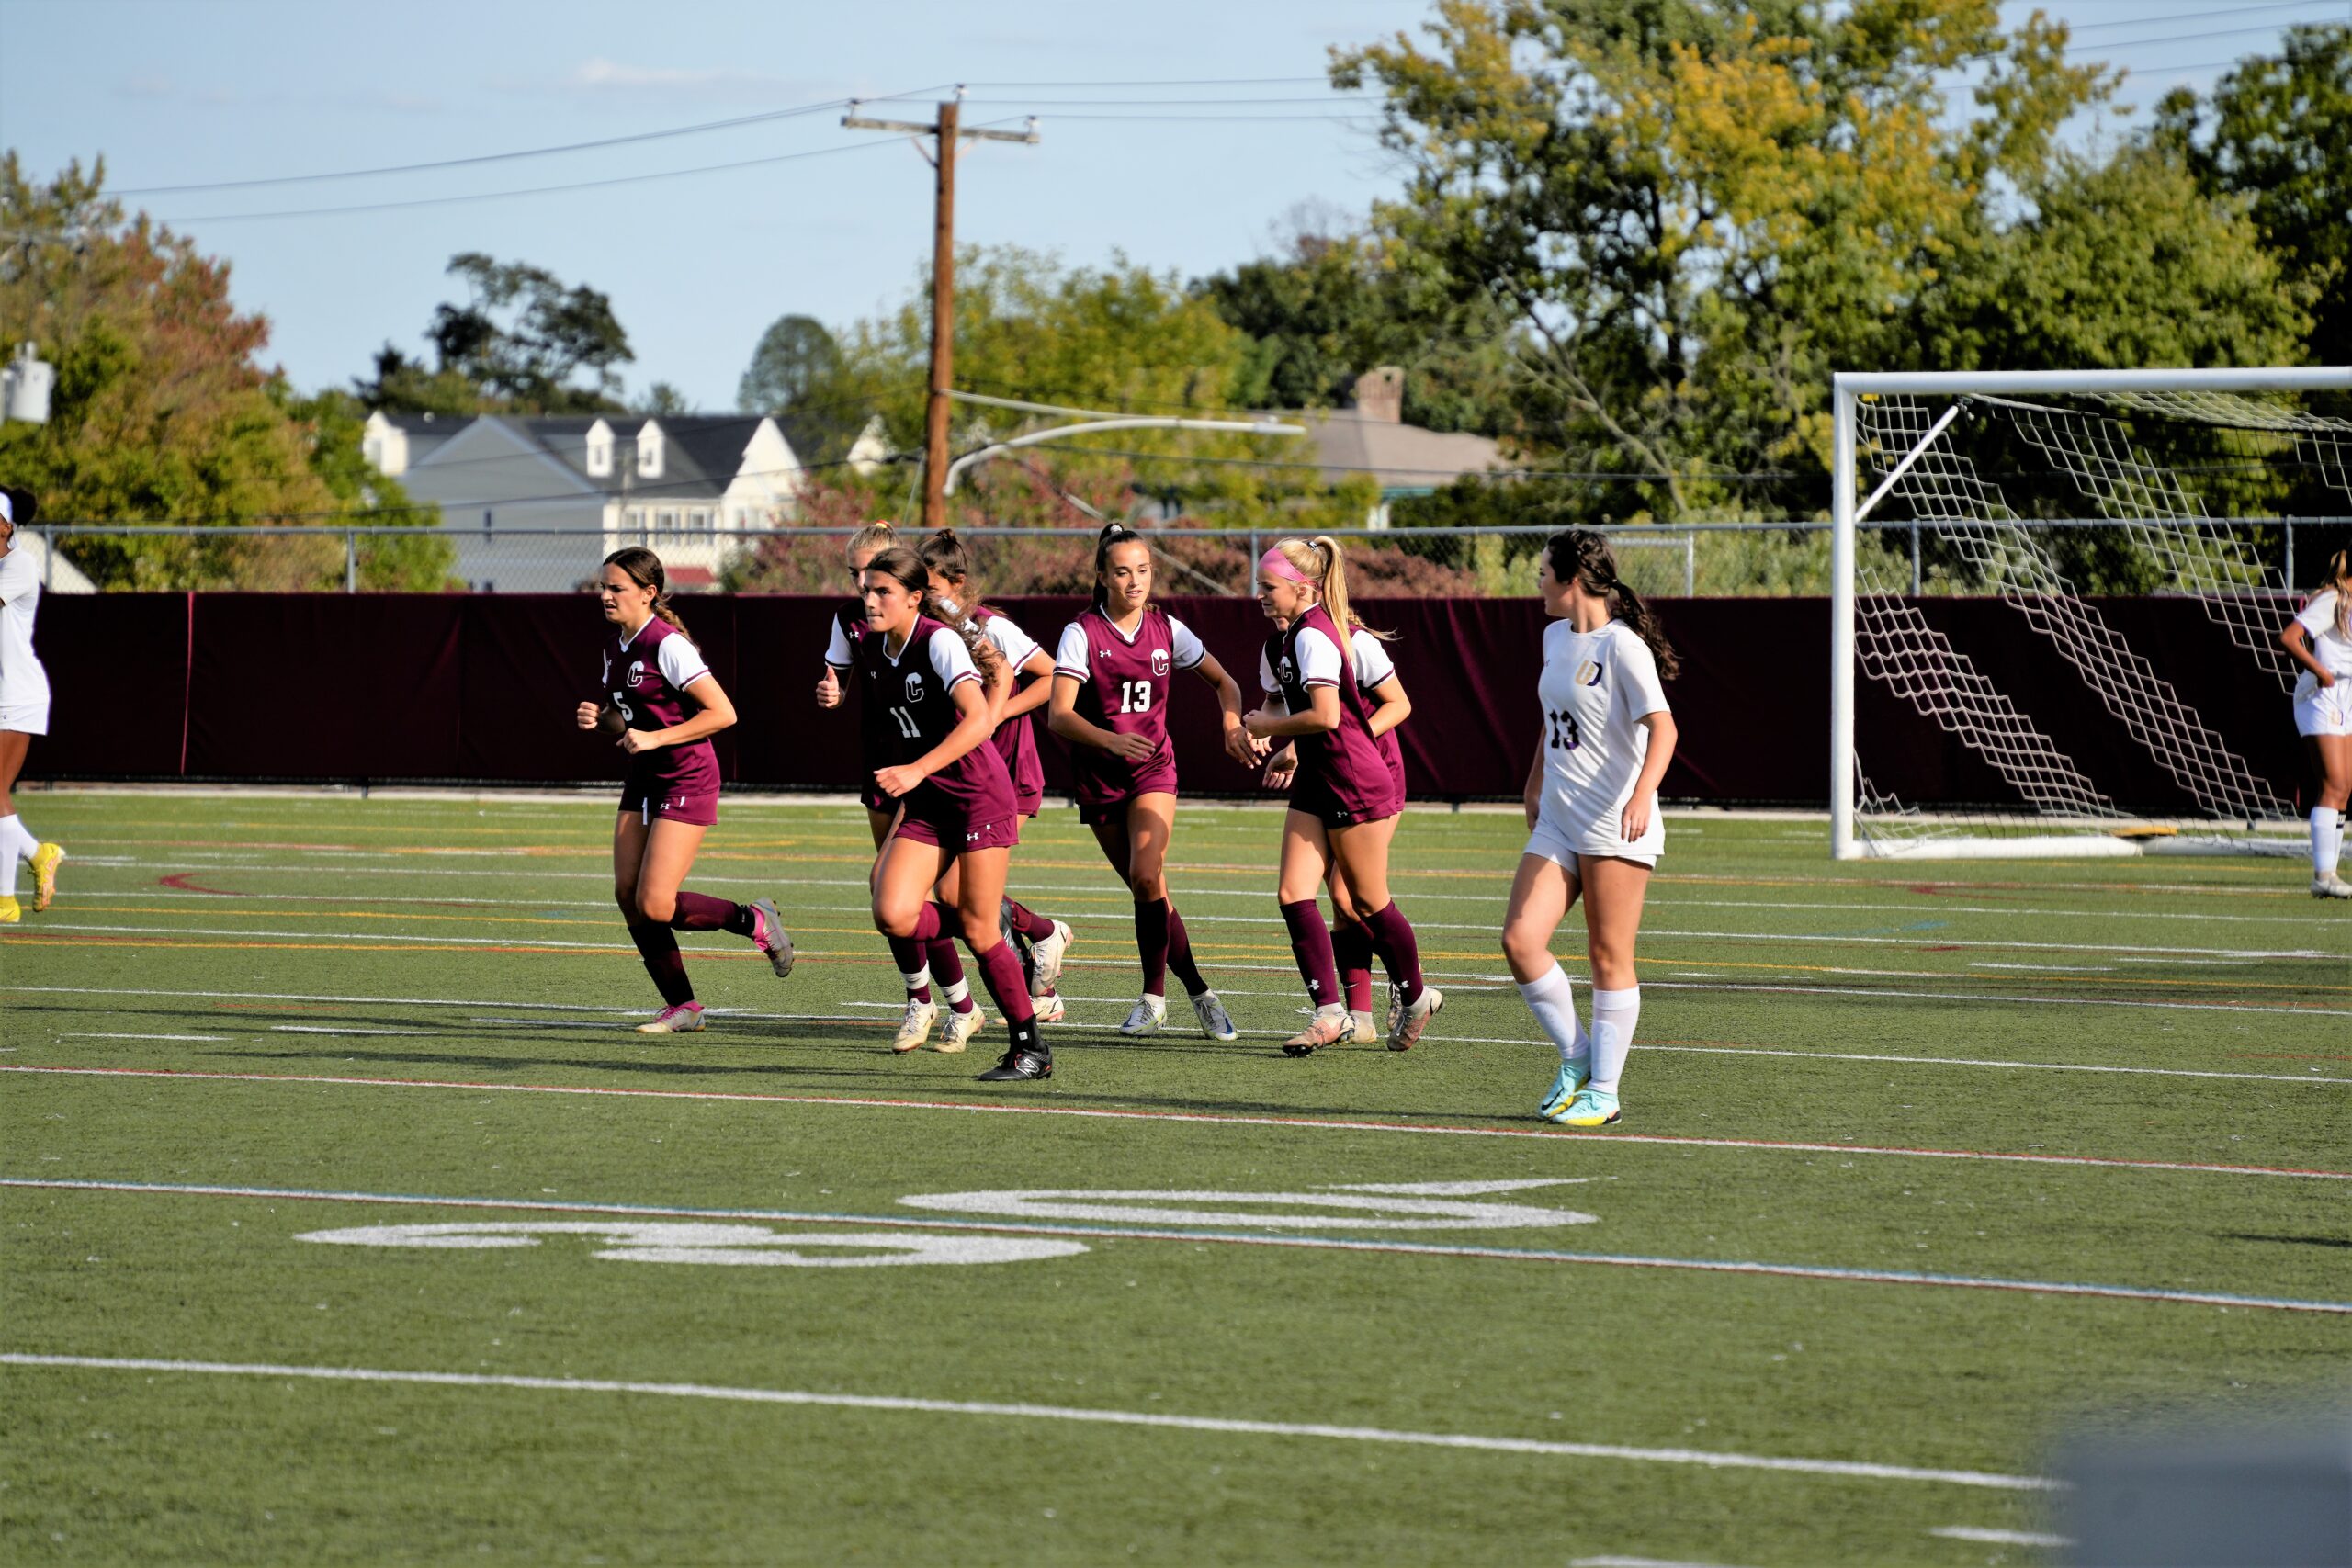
[0,699,48,736]
[1521,813,1659,872]
[2294,683,2352,738]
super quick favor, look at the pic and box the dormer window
[584,419,614,478]
[637,421,664,479]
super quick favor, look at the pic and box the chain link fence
[17,518,2346,598]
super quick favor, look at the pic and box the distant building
[362,412,803,591]
[1288,367,1504,527]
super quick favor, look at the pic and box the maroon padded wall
[24,592,2315,811]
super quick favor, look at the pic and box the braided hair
[1543,529,1679,678]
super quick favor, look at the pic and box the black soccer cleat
[977,1047,1053,1082]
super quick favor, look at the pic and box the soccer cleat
[748,897,795,977]
[1384,982,1403,1036]
[28,843,63,912]
[1387,987,1444,1052]
[1544,1088,1623,1128]
[0,895,18,924]
[1032,991,1067,1025]
[635,1001,704,1034]
[1028,919,1075,996]
[1282,1005,1352,1056]
[977,1046,1052,1081]
[2313,872,2352,899]
[890,998,939,1055]
[1538,1056,1591,1122]
[936,1003,987,1054]
[1346,1010,1378,1045]
[1119,995,1168,1037]
[1189,989,1238,1043]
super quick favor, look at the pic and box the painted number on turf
[1118,679,1154,714]
[897,1179,1597,1231]
[297,1221,1089,1268]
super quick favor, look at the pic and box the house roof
[1286,410,1504,493]
[519,415,748,501]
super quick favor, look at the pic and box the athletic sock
[668,890,751,934]
[1359,899,1426,1007]
[927,900,971,1010]
[1331,916,1374,1014]
[1515,963,1589,1066]
[0,815,26,897]
[1278,899,1342,1012]
[1004,897,1057,942]
[1165,903,1209,998]
[1588,986,1641,1097]
[1133,897,1171,999]
[972,941,1043,1056]
[2313,807,2345,877]
[626,921,695,1008]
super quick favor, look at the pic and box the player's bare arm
[1363,674,1410,739]
[2283,619,2336,686]
[621,673,737,755]
[876,676,993,797]
[1244,682,1340,741]
[1049,672,1155,762]
[1619,710,1679,843]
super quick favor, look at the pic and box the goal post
[1829,366,2352,862]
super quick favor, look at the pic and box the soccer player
[1244,537,1434,1055]
[2282,547,2352,898]
[916,528,1077,1022]
[1500,529,1679,1128]
[0,487,62,923]
[1048,522,1255,1041]
[855,546,1052,1082]
[1261,608,1412,1043]
[819,520,983,1051]
[577,547,793,1032]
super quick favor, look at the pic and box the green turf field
[2,790,2346,1565]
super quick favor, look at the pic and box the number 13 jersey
[1054,604,1204,809]
[1535,617,1670,860]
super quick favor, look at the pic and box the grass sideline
[3,792,2347,1565]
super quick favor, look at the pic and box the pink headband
[1258,547,1315,585]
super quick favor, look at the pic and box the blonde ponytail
[2318,548,2352,639]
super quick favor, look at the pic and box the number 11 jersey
[1054,604,1205,810]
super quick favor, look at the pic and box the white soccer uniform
[1256,632,1396,702]
[0,547,51,735]
[1525,617,1670,869]
[2291,591,2352,738]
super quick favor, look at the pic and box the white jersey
[0,547,51,713]
[1534,617,1669,859]
[1258,628,1396,699]
[2291,591,2352,698]
[975,608,1042,672]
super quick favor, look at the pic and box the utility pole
[844,91,1040,528]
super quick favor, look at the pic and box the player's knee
[634,888,675,925]
[1128,866,1167,901]
[872,897,919,939]
[1500,924,1547,972]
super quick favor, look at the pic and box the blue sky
[2,0,2341,411]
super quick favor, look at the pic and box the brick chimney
[1349,366,1404,423]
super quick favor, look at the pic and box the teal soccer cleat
[1537,1057,1590,1121]
[1544,1087,1621,1128]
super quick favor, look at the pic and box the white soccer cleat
[2313,872,2352,899]
[1347,1010,1378,1045]
[1028,919,1075,996]
[890,998,939,1055]
[635,1002,704,1034]
[1188,990,1238,1043]
[1033,992,1067,1025]
[1387,987,1444,1052]
[1119,995,1168,1037]
[935,1003,987,1054]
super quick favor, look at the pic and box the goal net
[1829,367,2352,860]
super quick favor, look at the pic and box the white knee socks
[1516,963,1589,1065]
[1588,986,1642,1096]
[2312,807,2344,878]
[0,814,32,898]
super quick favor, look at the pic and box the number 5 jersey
[1534,616,1671,859]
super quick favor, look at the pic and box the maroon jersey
[973,604,1047,815]
[854,613,1018,827]
[603,615,721,797]
[1053,604,1206,807]
[824,601,897,809]
[1265,604,1400,823]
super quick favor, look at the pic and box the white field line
[1930,1525,2071,1547]
[0,1351,2058,1489]
[10,1179,2347,1316]
[51,854,2346,930]
[55,1032,227,1043]
[268,1025,428,1037]
[1572,1558,1749,1568]
[6,1065,2345,1180]
[1641,979,2350,1022]
[17,921,626,951]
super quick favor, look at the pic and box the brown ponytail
[869,542,1000,681]
[604,545,689,638]
[915,528,1002,681]
[1543,529,1679,678]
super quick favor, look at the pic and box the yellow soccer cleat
[28,842,63,912]
[0,895,19,924]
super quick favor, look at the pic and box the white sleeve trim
[657,635,711,691]
[1354,637,1396,689]
[1054,621,1091,681]
[1295,625,1342,688]
[1258,648,1278,694]
[983,612,1041,670]
[823,615,854,669]
[1167,616,1206,671]
[2294,591,2339,637]
[929,626,981,688]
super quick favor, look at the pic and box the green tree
[0,154,450,589]
[737,313,857,463]
[2154,24,2352,366]
[359,252,633,415]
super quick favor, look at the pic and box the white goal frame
[1829,366,2352,861]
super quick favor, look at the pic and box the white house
[363,411,804,591]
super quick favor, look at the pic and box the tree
[1331,0,2118,521]
[2154,24,2352,366]
[633,381,694,416]
[359,252,633,415]
[737,312,851,460]
[0,154,451,589]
